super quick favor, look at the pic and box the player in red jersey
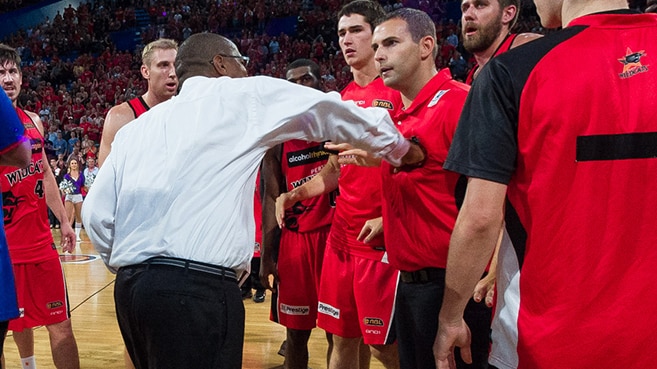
[0,44,79,369]
[96,38,177,369]
[0,88,30,366]
[331,8,471,369]
[98,39,178,167]
[461,1,542,367]
[436,1,657,369]
[276,2,402,369]
[260,58,335,369]
[461,0,541,306]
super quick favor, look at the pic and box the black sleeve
[443,58,519,184]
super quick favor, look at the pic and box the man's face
[87,157,96,168]
[142,48,178,100]
[0,61,22,104]
[461,0,505,54]
[338,14,375,69]
[372,18,421,93]
[286,66,321,90]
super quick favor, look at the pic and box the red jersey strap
[127,96,150,118]
[466,33,519,85]
[15,108,41,139]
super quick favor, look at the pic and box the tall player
[0,44,79,369]
[0,89,30,369]
[461,0,542,302]
[260,58,335,369]
[436,1,657,369]
[276,2,402,368]
[98,38,178,166]
[96,38,177,369]
[460,1,542,367]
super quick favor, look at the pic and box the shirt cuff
[384,136,410,167]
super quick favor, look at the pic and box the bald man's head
[175,33,247,87]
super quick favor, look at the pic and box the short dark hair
[380,8,437,58]
[286,59,321,80]
[383,8,437,48]
[0,44,21,73]
[175,33,234,87]
[338,0,386,31]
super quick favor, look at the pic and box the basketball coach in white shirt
[82,32,425,369]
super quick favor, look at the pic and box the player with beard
[0,43,79,369]
[453,2,543,368]
[0,89,30,369]
[461,0,542,84]
[436,0,657,368]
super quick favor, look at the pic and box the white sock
[75,225,81,241]
[21,355,37,369]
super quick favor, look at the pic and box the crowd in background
[3,0,649,174]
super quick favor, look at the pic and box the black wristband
[397,136,427,172]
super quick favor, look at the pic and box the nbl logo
[372,99,394,110]
[363,317,384,327]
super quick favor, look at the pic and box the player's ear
[501,5,518,27]
[420,35,435,60]
[140,64,149,80]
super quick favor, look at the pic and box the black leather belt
[139,256,237,282]
[399,267,445,284]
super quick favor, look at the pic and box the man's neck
[473,31,510,70]
[141,91,162,109]
[562,0,629,26]
[351,61,380,87]
[401,67,437,109]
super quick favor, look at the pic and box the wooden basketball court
[2,230,384,369]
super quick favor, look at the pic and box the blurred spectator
[52,130,68,157]
[1,0,546,150]
[449,49,468,82]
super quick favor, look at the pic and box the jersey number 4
[34,179,44,198]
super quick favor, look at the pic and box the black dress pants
[115,262,244,369]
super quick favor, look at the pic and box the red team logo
[618,47,649,79]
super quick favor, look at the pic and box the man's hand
[473,273,496,307]
[357,217,383,243]
[395,137,426,173]
[324,142,381,167]
[275,192,299,228]
[434,319,472,369]
[259,256,278,292]
[60,222,76,253]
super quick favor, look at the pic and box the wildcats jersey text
[1,109,57,264]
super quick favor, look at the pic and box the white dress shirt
[82,75,409,274]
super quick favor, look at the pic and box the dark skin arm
[259,145,284,291]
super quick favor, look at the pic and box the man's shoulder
[104,102,136,133]
[432,69,470,97]
[23,109,39,121]
[510,32,544,50]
